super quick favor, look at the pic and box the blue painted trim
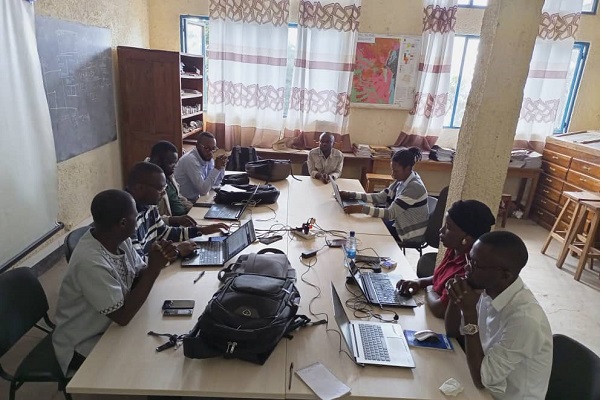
[582,0,598,14]
[445,35,480,129]
[556,42,589,133]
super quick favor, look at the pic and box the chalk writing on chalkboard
[36,16,117,162]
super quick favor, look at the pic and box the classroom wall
[147,0,599,148]
[36,0,150,229]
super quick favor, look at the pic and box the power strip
[292,230,316,240]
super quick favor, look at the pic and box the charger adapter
[301,250,318,259]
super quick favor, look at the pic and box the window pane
[582,0,597,13]
[554,45,585,133]
[473,0,488,7]
[453,38,480,126]
[457,0,471,5]
[185,21,204,55]
[444,36,467,127]
[283,25,297,118]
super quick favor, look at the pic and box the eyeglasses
[199,144,219,153]
[143,182,168,194]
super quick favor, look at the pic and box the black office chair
[545,334,599,400]
[414,186,449,277]
[0,268,71,400]
[301,161,310,176]
[397,186,449,258]
[64,226,90,262]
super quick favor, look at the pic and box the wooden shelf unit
[117,46,204,181]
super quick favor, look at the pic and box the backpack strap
[283,315,312,339]
[257,248,285,255]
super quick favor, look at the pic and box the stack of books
[509,150,543,169]
[429,145,455,162]
[370,145,393,158]
[352,143,372,157]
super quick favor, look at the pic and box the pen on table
[288,362,294,390]
[193,271,205,284]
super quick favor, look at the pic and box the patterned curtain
[205,0,290,150]
[283,0,361,151]
[393,0,457,151]
[514,0,583,152]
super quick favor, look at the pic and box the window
[180,15,298,118]
[457,0,488,7]
[458,0,597,12]
[444,35,589,133]
[582,0,599,14]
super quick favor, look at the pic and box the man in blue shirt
[174,132,228,202]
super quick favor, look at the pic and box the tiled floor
[1,218,598,400]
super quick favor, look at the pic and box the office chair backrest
[301,161,309,176]
[64,226,90,262]
[546,334,600,400]
[0,268,49,358]
[424,186,449,249]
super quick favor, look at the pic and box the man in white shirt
[445,231,553,400]
[307,132,344,183]
[174,132,228,201]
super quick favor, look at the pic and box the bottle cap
[350,231,355,237]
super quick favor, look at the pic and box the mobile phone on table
[163,308,193,317]
[162,300,195,310]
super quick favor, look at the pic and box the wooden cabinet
[117,46,204,180]
[531,131,600,230]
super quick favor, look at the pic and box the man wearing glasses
[175,131,228,202]
[444,231,552,400]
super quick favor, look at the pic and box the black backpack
[214,184,280,205]
[226,146,259,172]
[245,159,291,182]
[183,249,311,365]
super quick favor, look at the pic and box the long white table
[67,176,490,399]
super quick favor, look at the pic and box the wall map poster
[351,34,421,109]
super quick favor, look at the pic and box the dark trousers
[383,219,401,241]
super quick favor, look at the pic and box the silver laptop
[204,185,260,221]
[181,220,256,267]
[331,179,365,208]
[347,260,417,308]
[331,283,415,368]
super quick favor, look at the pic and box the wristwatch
[462,323,479,335]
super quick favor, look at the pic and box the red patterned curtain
[514,0,583,152]
[283,0,361,152]
[393,0,457,151]
[205,0,290,150]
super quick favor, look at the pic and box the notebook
[330,180,365,209]
[204,184,259,221]
[347,260,417,308]
[331,283,415,368]
[181,220,256,267]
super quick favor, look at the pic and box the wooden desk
[67,176,491,399]
[372,159,541,218]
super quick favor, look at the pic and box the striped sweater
[352,171,429,242]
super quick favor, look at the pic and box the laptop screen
[330,283,354,354]
[225,220,255,259]
[330,180,344,208]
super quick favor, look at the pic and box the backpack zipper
[226,341,238,354]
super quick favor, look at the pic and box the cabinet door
[118,46,181,180]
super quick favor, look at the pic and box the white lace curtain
[514,0,583,152]
[283,0,361,151]
[394,0,457,151]
[205,0,290,150]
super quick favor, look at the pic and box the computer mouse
[414,329,439,343]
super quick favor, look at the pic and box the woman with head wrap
[396,199,496,318]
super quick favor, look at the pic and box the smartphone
[162,300,195,310]
[327,239,346,248]
[163,308,193,317]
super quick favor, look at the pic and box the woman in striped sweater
[341,147,429,243]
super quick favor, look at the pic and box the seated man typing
[307,132,344,183]
[147,140,193,217]
[174,131,228,202]
[127,162,228,259]
[445,231,552,399]
[52,189,176,375]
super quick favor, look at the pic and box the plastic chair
[398,186,449,257]
[545,334,599,400]
[301,161,310,176]
[0,268,71,400]
[64,226,90,262]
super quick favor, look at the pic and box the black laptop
[181,220,256,267]
[203,184,259,221]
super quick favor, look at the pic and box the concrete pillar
[447,0,543,220]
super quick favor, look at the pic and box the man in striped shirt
[126,162,228,259]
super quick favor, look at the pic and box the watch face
[463,323,479,335]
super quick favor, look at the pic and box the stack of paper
[509,150,542,169]
[370,145,392,158]
[429,145,455,162]
[352,143,371,157]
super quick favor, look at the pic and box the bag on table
[183,249,311,365]
[214,184,280,205]
[221,173,250,185]
[245,159,291,182]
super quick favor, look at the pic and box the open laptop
[181,220,256,267]
[331,283,415,368]
[331,179,365,208]
[347,260,417,308]
[204,184,260,221]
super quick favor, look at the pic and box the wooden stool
[365,173,393,192]
[498,194,512,228]
[557,200,600,280]
[541,191,600,256]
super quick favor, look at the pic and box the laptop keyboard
[358,324,390,362]
[197,241,222,264]
[367,273,400,305]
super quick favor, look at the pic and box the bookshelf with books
[117,46,204,181]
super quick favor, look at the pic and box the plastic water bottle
[346,231,357,261]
